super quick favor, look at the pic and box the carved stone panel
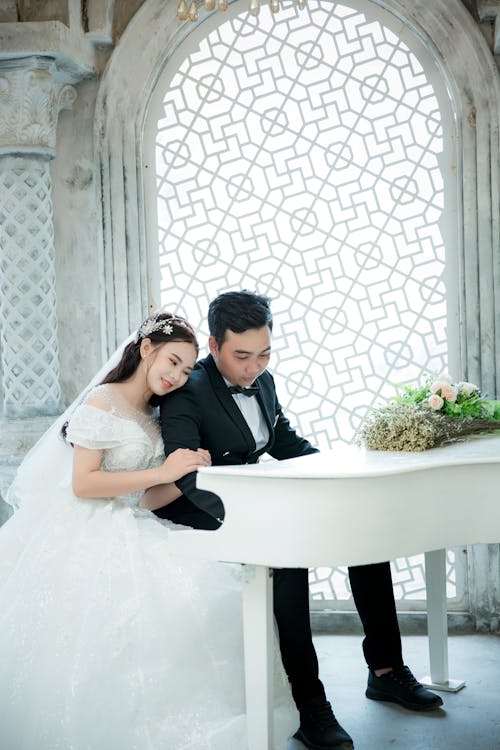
[0,58,76,157]
[0,155,62,417]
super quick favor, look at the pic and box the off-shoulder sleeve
[66,404,125,450]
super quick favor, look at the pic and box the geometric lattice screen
[146,0,463,608]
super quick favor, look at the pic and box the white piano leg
[242,564,274,750]
[420,548,465,692]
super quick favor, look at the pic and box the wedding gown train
[0,385,297,749]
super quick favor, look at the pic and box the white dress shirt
[223,377,269,451]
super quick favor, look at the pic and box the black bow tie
[228,385,259,397]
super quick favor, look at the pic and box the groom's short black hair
[208,290,273,346]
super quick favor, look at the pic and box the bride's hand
[156,448,211,484]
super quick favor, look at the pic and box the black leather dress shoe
[365,665,444,711]
[294,697,354,749]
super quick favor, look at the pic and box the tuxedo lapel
[254,376,277,453]
[255,386,275,433]
[202,356,257,452]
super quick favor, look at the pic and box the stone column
[0,56,76,419]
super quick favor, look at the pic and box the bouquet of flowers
[358,374,500,452]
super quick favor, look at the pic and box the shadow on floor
[286,633,500,750]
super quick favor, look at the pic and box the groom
[155,290,442,750]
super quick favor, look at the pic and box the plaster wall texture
[51,77,104,407]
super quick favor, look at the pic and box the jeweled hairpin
[135,313,189,343]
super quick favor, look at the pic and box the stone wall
[0,7,104,516]
[52,77,103,406]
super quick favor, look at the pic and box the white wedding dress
[0,385,297,750]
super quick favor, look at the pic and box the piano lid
[198,433,500,480]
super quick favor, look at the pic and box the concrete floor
[287,633,500,750]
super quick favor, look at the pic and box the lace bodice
[66,384,164,506]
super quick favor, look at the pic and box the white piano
[168,434,500,750]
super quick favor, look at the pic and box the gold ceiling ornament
[177,0,307,21]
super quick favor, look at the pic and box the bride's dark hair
[100,312,198,402]
[62,313,198,439]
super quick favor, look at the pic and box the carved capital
[0,57,77,158]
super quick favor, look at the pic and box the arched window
[143,1,462,610]
[96,0,500,626]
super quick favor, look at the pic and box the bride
[0,311,296,750]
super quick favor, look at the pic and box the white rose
[441,384,458,402]
[430,379,448,394]
[427,394,444,410]
[457,381,479,397]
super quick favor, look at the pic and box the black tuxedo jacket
[157,354,317,528]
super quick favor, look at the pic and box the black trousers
[348,562,403,672]
[156,500,404,708]
[273,563,403,707]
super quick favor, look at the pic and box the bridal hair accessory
[134,313,191,343]
[358,373,500,452]
[6,334,134,512]
[8,309,195,512]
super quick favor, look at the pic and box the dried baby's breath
[358,403,499,452]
